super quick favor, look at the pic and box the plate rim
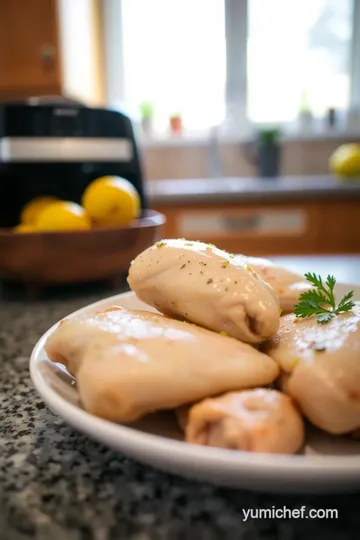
[30,283,360,479]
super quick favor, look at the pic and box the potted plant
[169,111,182,134]
[256,127,281,178]
[139,102,154,135]
[297,89,313,132]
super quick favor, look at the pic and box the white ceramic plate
[30,284,360,494]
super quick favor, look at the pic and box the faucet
[206,125,222,178]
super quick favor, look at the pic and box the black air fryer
[0,102,146,227]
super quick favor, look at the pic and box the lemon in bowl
[82,176,141,227]
[13,224,36,233]
[20,196,58,226]
[35,201,91,231]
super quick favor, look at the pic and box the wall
[140,136,360,180]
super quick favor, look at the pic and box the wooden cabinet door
[0,0,61,99]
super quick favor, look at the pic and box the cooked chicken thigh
[127,239,280,344]
[45,306,279,422]
[263,302,360,434]
[241,256,312,314]
[184,389,304,454]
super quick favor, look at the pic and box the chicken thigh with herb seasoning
[127,239,280,344]
[239,256,313,314]
[183,389,304,454]
[262,301,360,434]
[45,306,279,422]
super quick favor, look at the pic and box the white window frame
[103,0,126,108]
[102,0,360,142]
[224,0,247,116]
[351,0,360,108]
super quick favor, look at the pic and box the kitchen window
[120,0,226,132]
[247,0,354,123]
[103,0,360,136]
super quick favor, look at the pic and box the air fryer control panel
[0,103,135,139]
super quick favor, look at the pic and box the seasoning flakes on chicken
[127,239,280,344]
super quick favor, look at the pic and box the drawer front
[154,200,360,255]
[177,207,308,237]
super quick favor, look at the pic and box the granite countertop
[1,257,360,540]
[146,175,360,206]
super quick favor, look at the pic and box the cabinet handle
[40,44,56,64]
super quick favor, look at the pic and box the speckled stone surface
[1,277,360,540]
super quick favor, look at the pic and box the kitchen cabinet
[152,198,360,256]
[0,0,103,105]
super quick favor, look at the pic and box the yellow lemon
[13,224,35,233]
[20,196,58,225]
[82,176,140,226]
[329,143,360,178]
[35,201,91,231]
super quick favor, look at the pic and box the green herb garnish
[294,273,355,324]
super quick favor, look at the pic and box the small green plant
[257,127,281,144]
[139,101,154,120]
[299,89,312,114]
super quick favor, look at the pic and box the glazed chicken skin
[184,389,304,454]
[240,256,312,314]
[127,239,280,344]
[45,306,279,422]
[263,302,360,434]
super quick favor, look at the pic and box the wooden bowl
[0,210,165,286]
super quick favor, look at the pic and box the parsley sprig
[294,272,355,324]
